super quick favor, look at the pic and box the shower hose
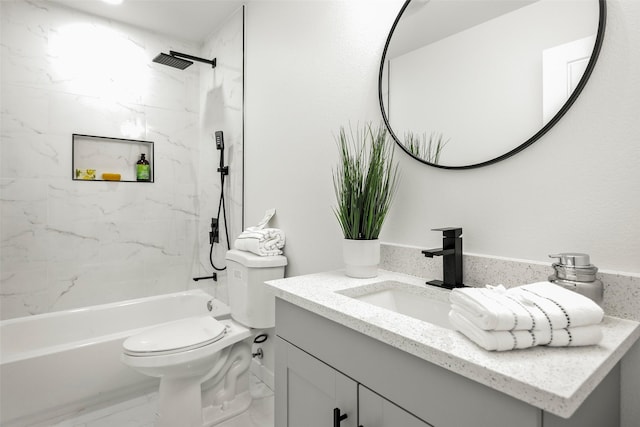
[210,141,230,272]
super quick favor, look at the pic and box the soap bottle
[548,253,603,305]
[136,153,150,182]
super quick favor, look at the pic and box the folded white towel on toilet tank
[448,310,603,351]
[449,282,604,331]
[234,228,285,256]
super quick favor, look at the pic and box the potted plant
[332,122,399,278]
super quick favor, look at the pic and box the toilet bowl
[122,316,249,379]
[122,317,251,427]
[121,250,287,427]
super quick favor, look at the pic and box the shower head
[153,53,193,69]
[153,51,216,70]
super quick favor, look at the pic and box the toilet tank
[225,249,287,329]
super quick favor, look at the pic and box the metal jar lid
[549,253,598,282]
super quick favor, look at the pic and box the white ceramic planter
[343,239,380,278]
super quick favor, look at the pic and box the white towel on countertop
[449,282,604,331]
[511,282,604,330]
[234,228,285,256]
[449,311,603,352]
[449,285,536,330]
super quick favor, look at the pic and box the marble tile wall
[0,1,244,319]
[190,6,245,303]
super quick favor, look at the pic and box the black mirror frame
[378,0,607,170]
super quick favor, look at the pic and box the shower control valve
[210,218,219,244]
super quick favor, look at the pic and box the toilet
[121,249,287,427]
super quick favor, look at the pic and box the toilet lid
[123,316,227,356]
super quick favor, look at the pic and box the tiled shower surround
[0,1,244,320]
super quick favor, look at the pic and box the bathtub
[0,289,230,427]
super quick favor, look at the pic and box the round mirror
[379,0,606,169]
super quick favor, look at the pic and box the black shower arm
[169,51,216,68]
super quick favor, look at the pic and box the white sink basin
[340,282,452,329]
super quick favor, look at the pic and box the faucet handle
[431,227,462,238]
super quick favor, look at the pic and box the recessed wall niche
[72,134,154,182]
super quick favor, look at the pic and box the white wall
[244,1,639,425]
[245,0,640,277]
[245,0,401,277]
[384,0,640,275]
[194,6,245,302]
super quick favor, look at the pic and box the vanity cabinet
[276,337,431,427]
[274,298,620,427]
[358,384,430,427]
[275,337,357,427]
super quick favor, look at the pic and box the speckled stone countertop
[265,269,640,419]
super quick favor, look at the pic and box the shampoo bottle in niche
[136,153,150,182]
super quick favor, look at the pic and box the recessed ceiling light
[101,0,123,5]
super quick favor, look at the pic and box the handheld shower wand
[215,131,229,176]
[193,131,231,283]
[215,131,224,150]
[210,131,230,273]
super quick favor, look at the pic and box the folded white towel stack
[234,228,286,256]
[449,282,604,351]
[233,208,285,256]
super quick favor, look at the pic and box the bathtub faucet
[422,227,465,289]
[193,273,217,282]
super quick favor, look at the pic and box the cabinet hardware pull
[333,408,348,426]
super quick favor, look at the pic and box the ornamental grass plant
[333,123,399,240]
[404,131,449,165]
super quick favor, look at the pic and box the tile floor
[51,374,274,427]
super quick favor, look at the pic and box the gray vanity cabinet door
[275,336,357,427]
[358,385,433,427]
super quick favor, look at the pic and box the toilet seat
[123,316,227,357]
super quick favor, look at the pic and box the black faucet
[422,227,464,289]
